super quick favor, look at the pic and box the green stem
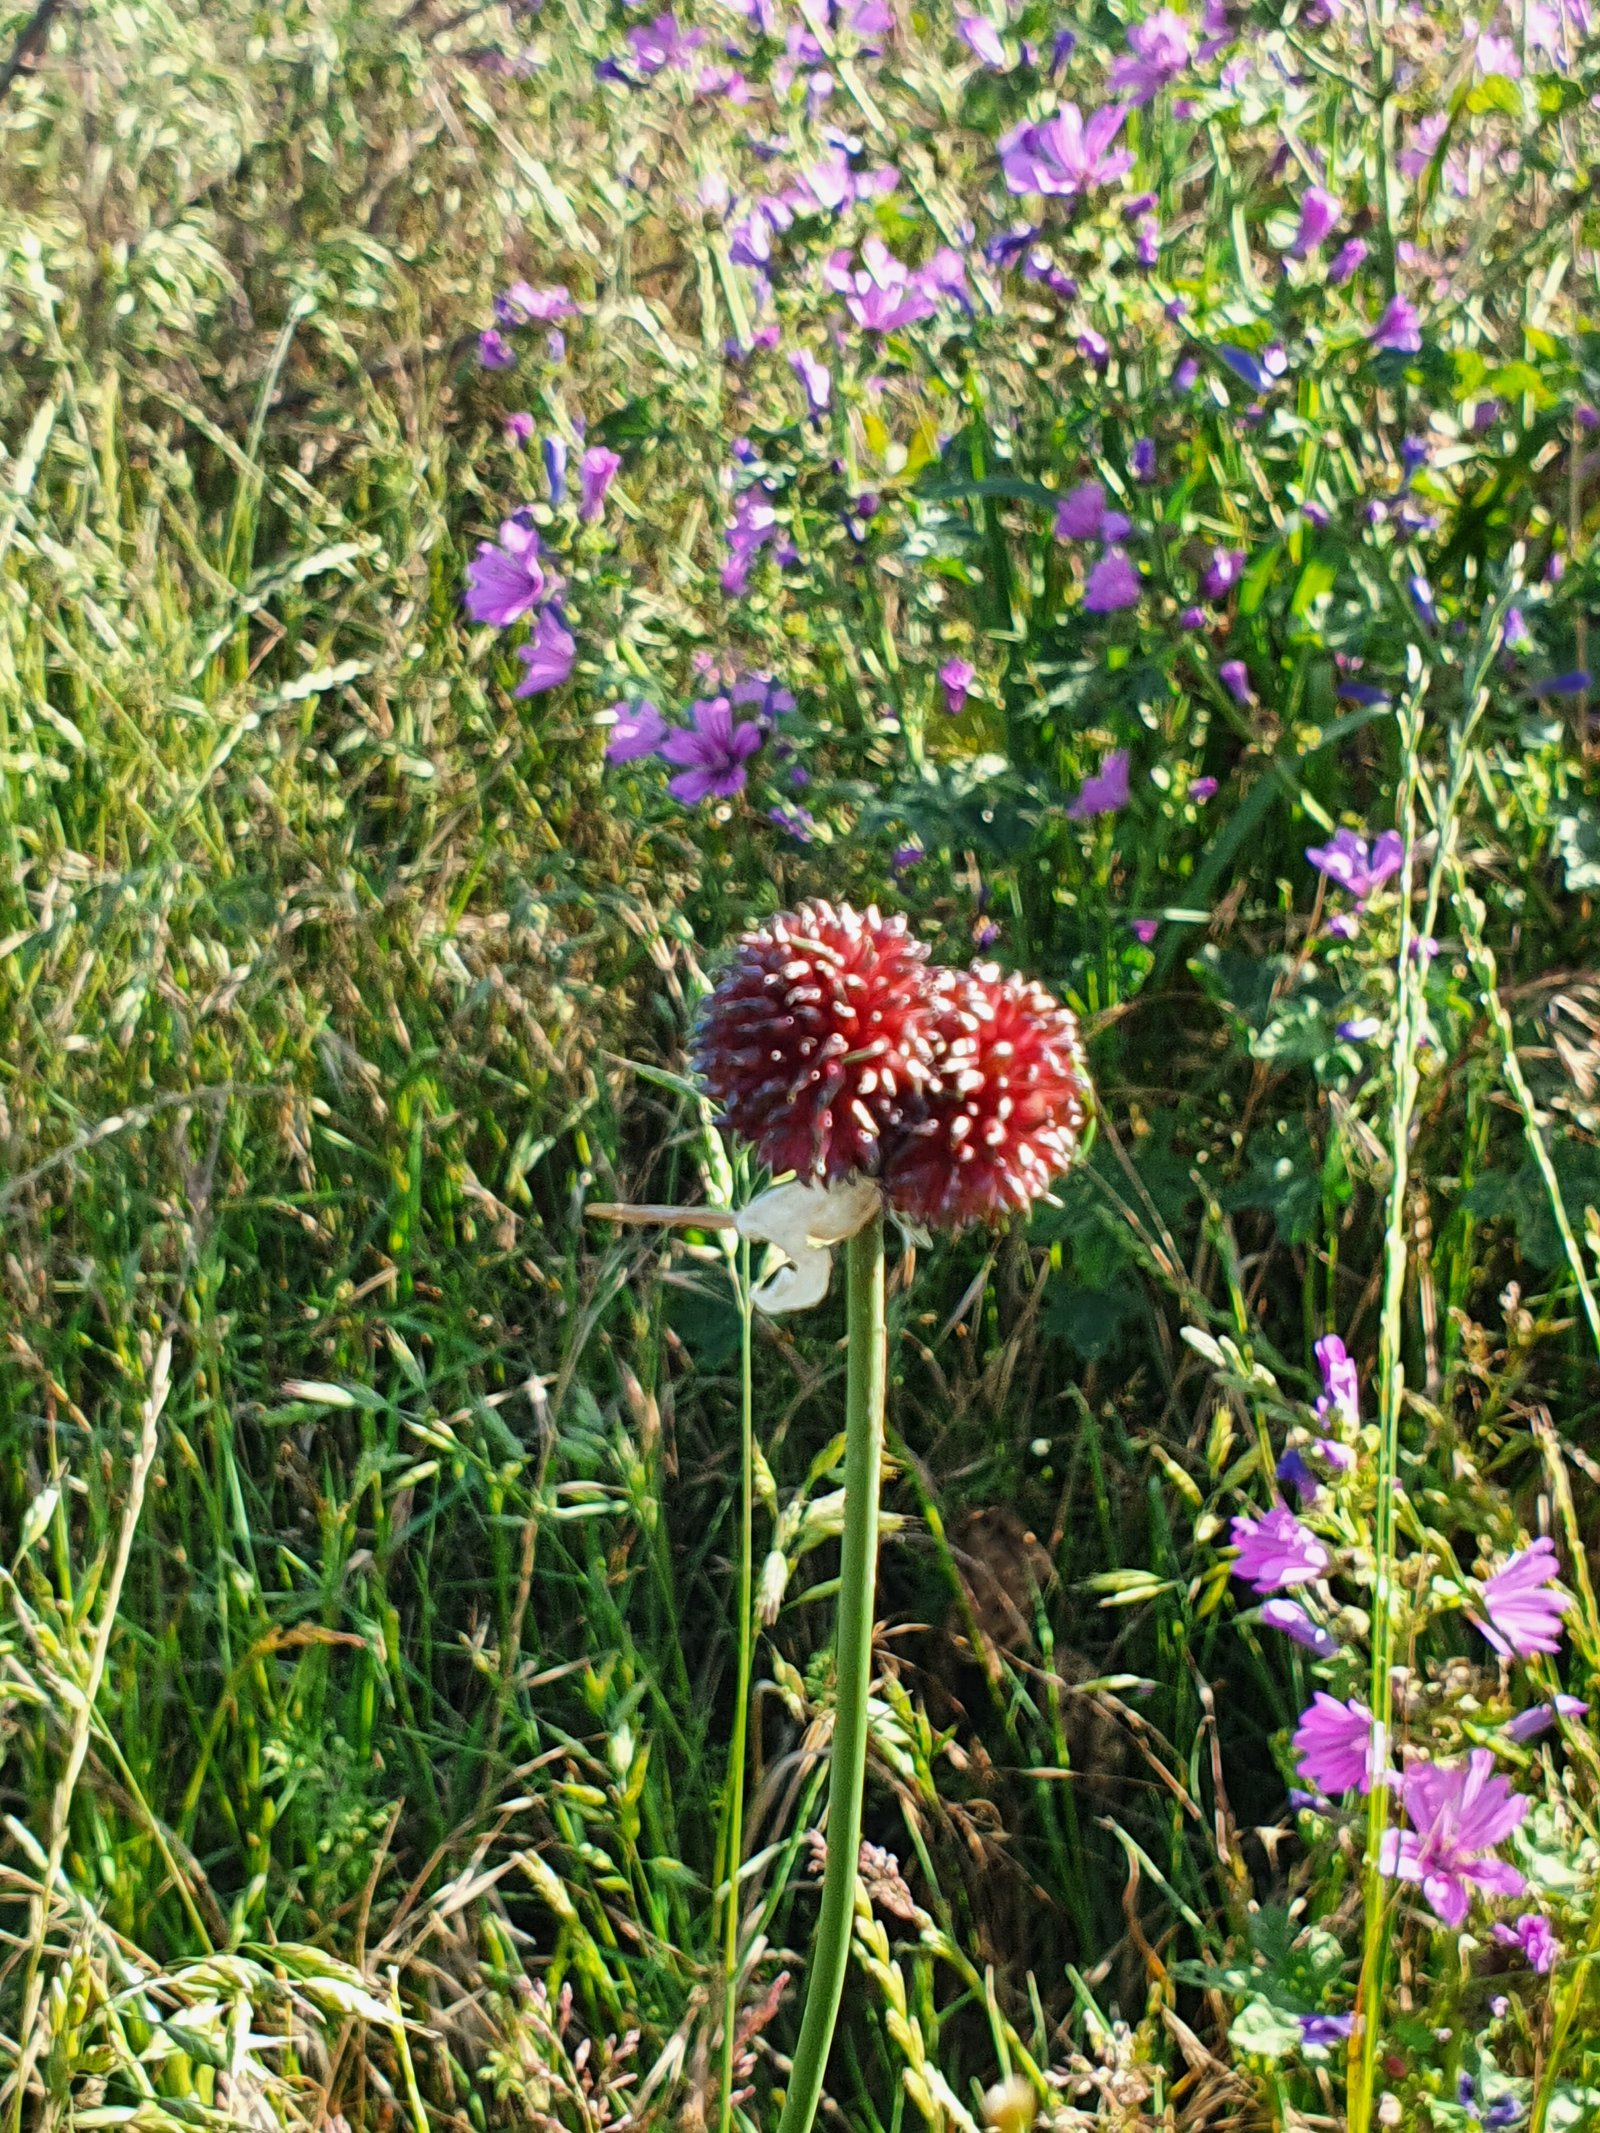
[776,1214,886,2133]
[718,1239,757,2133]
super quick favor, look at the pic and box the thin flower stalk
[775,1215,886,2133]
[1348,579,1519,2133]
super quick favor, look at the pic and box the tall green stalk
[717,1239,757,2133]
[776,1214,886,2133]
[1347,579,1517,2133]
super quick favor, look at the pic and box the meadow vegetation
[3,0,1600,2124]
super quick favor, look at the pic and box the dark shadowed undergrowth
[2,0,1600,2127]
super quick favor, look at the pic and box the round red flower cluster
[695,901,1091,1231]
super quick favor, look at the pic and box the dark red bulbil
[882,963,1091,1230]
[694,901,939,1183]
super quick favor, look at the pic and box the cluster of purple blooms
[1227,1332,1579,1986]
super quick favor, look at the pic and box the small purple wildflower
[543,434,568,504]
[1477,1538,1571,1660]
[1494,1915,1559,1973]
[514,610,577,696]
[1201,547,1245,599]
[498,282,577,324]
[999,103,1134,197]
[957,11,1007,65]
[1179,605,1206,630]
[1230,1504,1329,1592]
[1328,237,1368,284]
[1277,1446,1318,1503]
[1261,1597,1340,1658]
[1306,827,1405,905]
[1336,1016,1381,1042]
[626,10,707,72]
[1379,1751,1527,1927]
[1054,482,1108,540]
[1130,918,1159,944]
[464,513,555,627]
[1191,775,1218,801]
[1067,748,1131,819]
[826,235,940,333]
[790,347,833,419]
[504,411,535,446]
[660,697,763,802]
[1371,295,1423,353]
[731,672,797,722]
[1173,355,1200,393]
[1083,549,1141,612]
[891,843,923,874]
[1294,1693,1382,1796]
[768,802,817,840]
[1505,606,1535,653]
[478,328,517,370]
[1300,2015,1355,2047]
[1219,659,1254,705]
[578,446,621,522]
[1131,437,1156,481]
[1313,1333,1359,1430]
[1531,670,1592,697]
[1289,186,1340,256]
[1504,1696,1589,1743]
[604,700,668,764]
[973,918,1001,949]
[939,658,976,715]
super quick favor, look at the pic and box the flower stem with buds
[776,1211,886,2133]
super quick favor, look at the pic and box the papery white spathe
[735,1177,880,1314]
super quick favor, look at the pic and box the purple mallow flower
[660,696,763,802]
[999,103,1134,198]
[504,411,535,446]
[604,700,667,764]
[1289,186,1340,256]
[939,658,976,715]
[1371,295,1423,354]
[579,446,621,522]
[825,237,946,333]
[1378,1751,1527,1928]
[496,282,578,325]
[626,10,707,72]
[1231,1505,1329,1593]
[515,611,576,696]
[1504,1696,1588,1743]
[1294,1694,1382,1796]
[478,328,516,370]
[1494,1915,1559,1973]
[464,513,556,627]
[1306,827,1405,906]
[1476,1538,1571,1660]
[1084,550,1141,612]
[1191,775,1218,801]
[1108,10,1194,102]
[1261,1597,1339,1658]
[1067,748,1131,819]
